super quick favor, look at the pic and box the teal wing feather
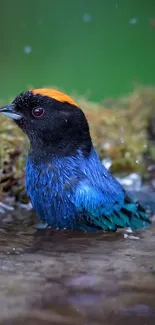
[68,178,151,231]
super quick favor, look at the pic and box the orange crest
[30,88,78,107]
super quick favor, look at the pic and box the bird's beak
[0,104,22,120]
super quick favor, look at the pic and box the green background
[1,0,155,102]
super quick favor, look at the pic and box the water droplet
[83,13,92,23]
[102,142,112,150]
[124,152,131,158]
[124,234,140,240]
[24,45,32,54]
[129,18,138,25]
[120,137,124,143]
[126,227,133,233]
[102,158,112,170]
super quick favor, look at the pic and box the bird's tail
[76,195,151,232]
[113,195,151,230]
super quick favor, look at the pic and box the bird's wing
[67,175,125,231]
[67,176,150,231]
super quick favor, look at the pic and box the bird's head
[0,88,92,158]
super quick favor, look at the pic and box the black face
[5,91,92,159]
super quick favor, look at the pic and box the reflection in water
[0,203,155,325]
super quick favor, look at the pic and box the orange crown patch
[30,88,78,107]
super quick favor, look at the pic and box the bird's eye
[32,107,45,117]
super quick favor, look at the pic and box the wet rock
[116,173,142,191]
[0,201,14,215]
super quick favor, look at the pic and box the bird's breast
[25,157,77,228]
[25,159,64,209]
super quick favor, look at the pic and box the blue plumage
[0,88,151,232]
[26,148,150,231]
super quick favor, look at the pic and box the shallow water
[0,191,155,325]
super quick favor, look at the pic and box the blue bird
[0,88,151,232]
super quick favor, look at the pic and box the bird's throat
[29,136,93,164]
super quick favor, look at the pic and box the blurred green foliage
[0,0,155,102]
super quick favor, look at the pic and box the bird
[0,88,151,232]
